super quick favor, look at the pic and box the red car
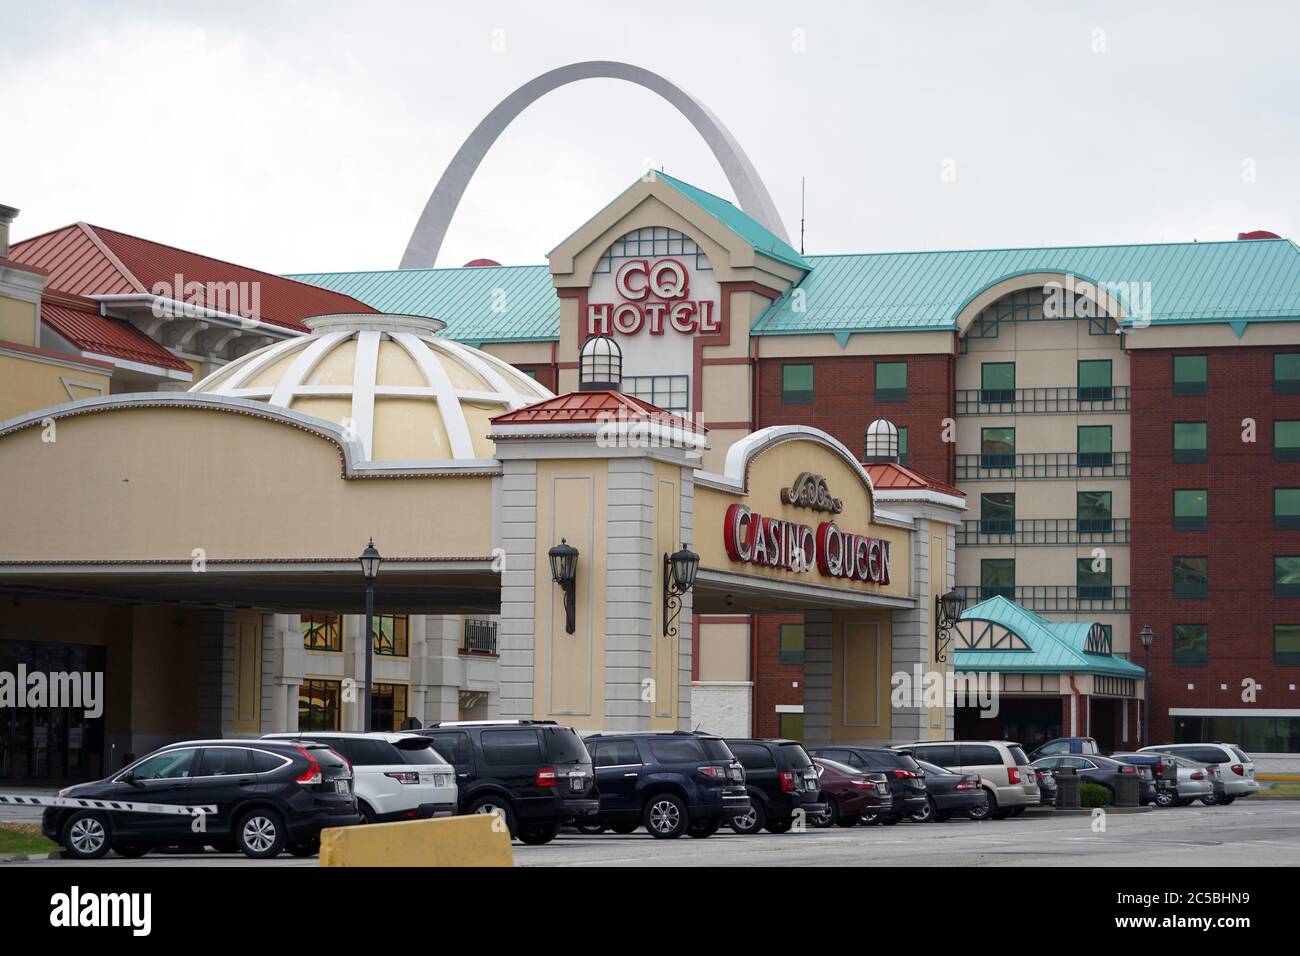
[809,757,893,828]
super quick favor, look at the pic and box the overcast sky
[3,1,1298,274]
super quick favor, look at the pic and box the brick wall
[753,613,805,738]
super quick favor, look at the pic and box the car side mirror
[121,771,140,786]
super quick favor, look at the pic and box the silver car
[1139,742,1260,804]
[1113,752,1213,807]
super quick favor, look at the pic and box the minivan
[898,741,1040,819]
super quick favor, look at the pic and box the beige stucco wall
[0,351,109,422]
[697,620,750,681]
[0,295,38,347]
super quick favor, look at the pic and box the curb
[1023,806,1153,816]
[0,851,60,862]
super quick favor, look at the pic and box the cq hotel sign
[587,258,719,337]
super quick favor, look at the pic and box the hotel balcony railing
[955,386,1130,415]
[462,618,499,655]
[955,451,1129,480]
[957,585,1130,612]
[957,517,1130,546]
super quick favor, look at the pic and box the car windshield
[780,743,815,769]
[543,728,590,764]
[916,760,949,776]
[699,737,735,761]
[395,738,449,766]
[1007,746,1031,765]
[815,757,859,776]
[1230,747,1251,763]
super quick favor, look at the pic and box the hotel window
[522,368,538,380]
[980,493,1015,534]
[1275,421,1300,462]
[1277,489,1300,530]
[1173,624,1208,666]
[778,711,805,741]
[1076,557,1112,600]
[1173,557,1209,599]
[874,362,908,402]
[623,374,689,414]
[1173,354,1208,396]
[1277,625,1300,667]
[980,558,1015,600]
[1276,353,1300,394]
[299,678,341,731]
[1077,491,1113,533]
[1077,360,1113,402]
[781,364,814,404]
[1173,422,1208,464]
[980,363,1015,403]
[1277,557,1300,598]
[980,427,1015,469]
[779,623,806,665]
[1077,425,1113,468]
[371,683,408,733]
[896,426,909,466]
[302,614,342,652]
[372,614,409,657]
[1173,489,1208,530]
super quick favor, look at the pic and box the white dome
[864,417,900,461]
[191,313,553,462]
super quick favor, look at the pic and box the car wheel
[236,808,287,859]
[575,823,607,835]
[968,791,997,821]
[687,818,721,838]
[62,811,111,860]
[879,814,902,826]
[286,837,320,857]
[114,843,152,858]
[810,798,839,828]
[1218,795,1236,805]
[1154,789,1176,808]
[643,794,689,839]
[468,795,517,838]
[911,797,937,823]
[835,813,861,828]
[518,822,561,845]
[764,819,795,834]
[729,800,766,835]
[1201,792,1219,806]
[358,802,377,825]
[609,823,639,835]
[859,812,881,826]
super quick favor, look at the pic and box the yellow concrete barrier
[319,814,514,867]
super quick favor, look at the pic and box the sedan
[1031,754,1156,805]
[809,757,892,827]
[1111,752,1214,807]
[912,759,988,822]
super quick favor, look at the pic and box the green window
[897,426,909,466]
[1276,625,1300,667]
[779,623,806,665]
[781,364,813,404]
[372,614,409,657]
[980,493,1015,535]
[980,558,1015,600]
[1173,422,1208,464]
[1078,425,1113,467]
[1173,355,1208,396]
[1277,489,1300,531]
[1077,360,1113,402]
[1275,421,1300,462]
[875,362,908,402]
[1077,491,1113,533]
[302,614,342,652]
[1173,624,1208,666]
[1277,557,1300,598]
[1173,489,1208,530]
[981,427,1015,470]
[778,711,805,741]
[1076,558,1113,599]
[981,362,1015,403]
[1275,353,1300,394]
[1173,556,1209,599]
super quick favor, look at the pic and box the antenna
[800,177,806,255]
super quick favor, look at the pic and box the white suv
[1138,743,1260,804]
[264,732,456,822]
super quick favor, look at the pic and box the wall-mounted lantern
[934,587,966,664]
[663,543,700,638]
[548,538,579,634]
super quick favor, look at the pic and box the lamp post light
[934,587,967,664]
[663,544,701,638]
[548,538,579,634]
[358,538,382,732]
[1139,624,1154,747]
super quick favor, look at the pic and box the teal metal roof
[954,596,1146,679]
[753,238,1300,337]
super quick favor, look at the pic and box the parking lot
[6,801,1299,868]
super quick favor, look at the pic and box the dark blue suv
[582,732,750,839]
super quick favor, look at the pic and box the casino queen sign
[587,258,720,336]
[722,503,892,585]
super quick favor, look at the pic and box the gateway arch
[399,60,789,269]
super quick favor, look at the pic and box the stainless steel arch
[399,60,789,268]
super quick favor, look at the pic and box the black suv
[725,738,826,834]
[807,746,927,824]
[406,720,597,844]
[43,739,359,860]
[583,731,750,839]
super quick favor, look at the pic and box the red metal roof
[492,390,703,433]
[41,300,192,373]
[865,461,965,498]
[10,223,377,330]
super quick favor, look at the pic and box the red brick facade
[752,613,805,738]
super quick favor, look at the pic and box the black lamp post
[359,538,382,732]
[548,538,579,634]
[1139,624,1154,747]
[664,544,701,638]
[934,587,967,664]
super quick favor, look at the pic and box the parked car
[1111,752,1214,807]
[581,732,750,839]
[896,741,1039,820]
[402,719,597,843]
[1139,743,1260,804]
[1027,736,1099,762]
[1034,765,1057,805]
[809,757,892,827]
[911,759,988,822]
[44,739,359,860]
[263,731,456,824]
[807,746,927,824]
[725,738,826,834]
[1031,754,1157,805]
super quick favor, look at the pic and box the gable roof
[491,389,701,433]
